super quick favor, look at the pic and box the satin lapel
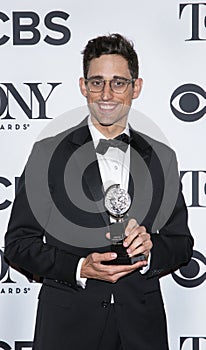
[67,119,109,226]
[128,129,153,225]
[128,129,152,197]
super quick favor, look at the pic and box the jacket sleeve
[4,141,80,288]
[147,150,194,278]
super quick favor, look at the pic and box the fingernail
[111,253,117,258]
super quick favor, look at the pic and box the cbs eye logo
[170,84,206,122]
[172,250,206,288]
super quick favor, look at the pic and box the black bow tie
[96,133,130,155]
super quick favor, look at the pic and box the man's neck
[90,118,127,139]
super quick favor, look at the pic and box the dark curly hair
[82,33,139,79]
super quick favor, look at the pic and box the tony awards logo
[104,184,145,264]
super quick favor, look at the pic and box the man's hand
[80,218,152,283]
[80,251,147,283]
[123,218,152,259]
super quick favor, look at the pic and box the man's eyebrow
[113,75,131,80]
[86,75,103,80]
[86,75,131,80]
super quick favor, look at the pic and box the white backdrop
[0,1,206,349]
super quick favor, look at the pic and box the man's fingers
[125,218,139,235]
[126,234,153,258]
[81,251,148,282]
[105,232,111,240]
[124,226,147,247]
[92,252,117,263]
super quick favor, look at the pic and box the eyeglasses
[85,77,135,94]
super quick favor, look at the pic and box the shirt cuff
[76,258,87,289]
[140,252,151,274]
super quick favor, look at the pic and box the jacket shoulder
[31,118,89,155]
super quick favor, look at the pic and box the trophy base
[102,253,146,265]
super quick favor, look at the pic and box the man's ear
[132,78,143,100]
[79,77,87,97]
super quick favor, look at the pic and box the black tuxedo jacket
[4,118,193,350]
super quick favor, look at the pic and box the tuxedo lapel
[128,129,154,226]
[129,128,153,195]
[66,118,109,226]
[128,128,165,230]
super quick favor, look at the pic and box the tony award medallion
[104,184,146,265]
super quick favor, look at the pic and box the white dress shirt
[89,117,130,194]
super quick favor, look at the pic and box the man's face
[80,54,142,134]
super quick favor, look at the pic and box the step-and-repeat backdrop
[0,1,205,349]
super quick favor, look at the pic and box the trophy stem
[116,217,123,223]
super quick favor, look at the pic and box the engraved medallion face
[104,184,131,218]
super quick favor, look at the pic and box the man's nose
[101,81,113,100]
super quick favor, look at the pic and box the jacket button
[101,300,109,308]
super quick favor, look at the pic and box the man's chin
[92,115,128,129]
[99,121,114,126]
[92,115,116,127]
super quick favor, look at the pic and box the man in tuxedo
[4,33,193,350]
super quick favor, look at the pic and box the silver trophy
[104,184,146,265]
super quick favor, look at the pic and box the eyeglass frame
[84,76,136,94]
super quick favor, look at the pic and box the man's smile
[97,102,120,112]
